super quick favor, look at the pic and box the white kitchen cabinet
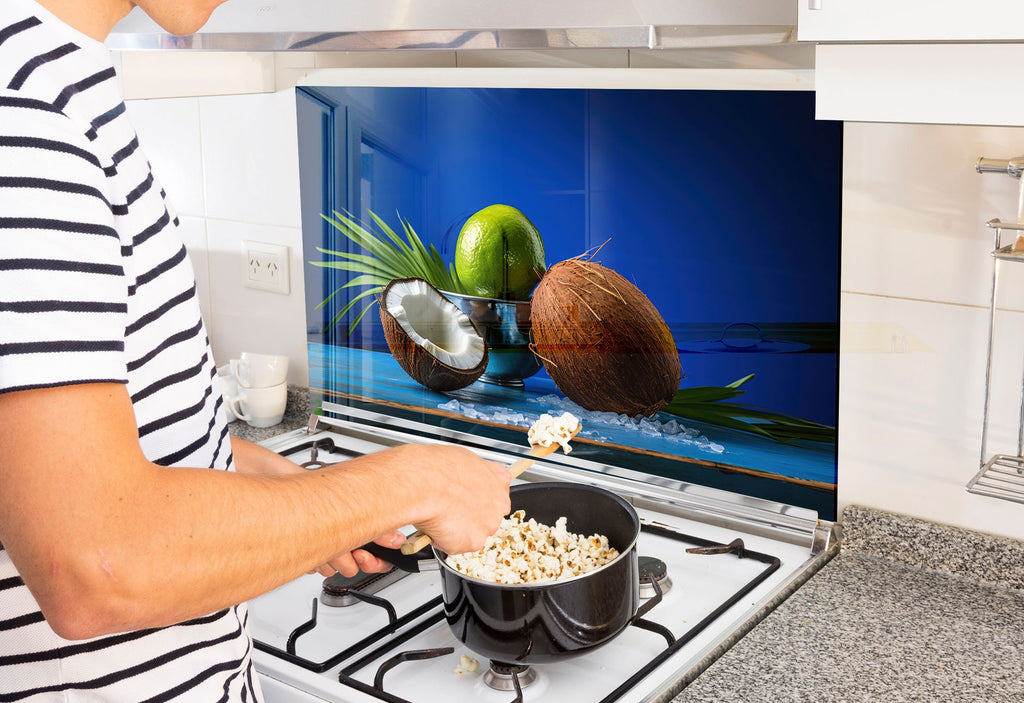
[799,1,1024,126]
[798,0,1024,42]
[814,43,1024,126]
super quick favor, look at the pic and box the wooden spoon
[399,423,581,555]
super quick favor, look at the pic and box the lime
[454,204,546,300]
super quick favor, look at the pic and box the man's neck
[34,0,134,41]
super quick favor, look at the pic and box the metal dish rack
[968,156,1024,504]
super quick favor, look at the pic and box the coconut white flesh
[385,280,485,369]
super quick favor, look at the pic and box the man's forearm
[71,446,428,635]
[0,383,508,640]
[231,434,305,476]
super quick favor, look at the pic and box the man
[0,0,512,699]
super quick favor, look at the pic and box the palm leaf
[366,211,425,274]
[366,211,416,255]
[400,216,446,285]
[313,287,342,311]
[669,373,753,404]
[310,256,405,280]
[341,273,392,290]
[663,375,836,444]
[667,404,778,441]
[311,208,468,336]
[324,213,410,274]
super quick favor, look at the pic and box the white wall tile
[842,121,1024,310]
[199,90,302,228]
[119,52,275,100]
[125,97,205,217]
[205,219,308,384]
[839,292,1024,540]
[840,121,1024,536]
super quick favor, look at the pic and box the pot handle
[359,542,438,573]
[631,573,665,623]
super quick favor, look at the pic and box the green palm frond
[663,374,835,444]
[312,209,467,336]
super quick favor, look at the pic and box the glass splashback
[296,83,841,519]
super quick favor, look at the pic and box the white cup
[226,382,288,428]
[231,352,289,389]
[216,364,239,421]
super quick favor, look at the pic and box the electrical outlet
[242,241,290,294]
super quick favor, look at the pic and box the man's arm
[0,382,510,640]
[230,435,404,577]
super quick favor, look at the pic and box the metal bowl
[441,291,543,388]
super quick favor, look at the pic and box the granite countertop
[672,505,1024,702]
[227,385,311,443]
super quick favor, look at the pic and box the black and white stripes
[0,0,253,699]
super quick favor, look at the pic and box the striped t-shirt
[0,0,261,699]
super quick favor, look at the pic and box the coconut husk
[379,278,489,392]
[530,258,681,417]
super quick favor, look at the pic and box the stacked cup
[223,352,289,428]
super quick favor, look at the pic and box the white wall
[125,88,309,385]
[119,53,1024,539]
[840,122,1024,540]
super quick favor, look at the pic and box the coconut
[530,258,681,417]
[379,278,488,392]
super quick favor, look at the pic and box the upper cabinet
[798,0,1024,42]
[800,1,1024,126]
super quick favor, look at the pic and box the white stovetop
[248,422,831,703]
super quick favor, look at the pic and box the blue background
[297,86,841,515]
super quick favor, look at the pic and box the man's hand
[229,437,403,577]
[229,436,512,568]
[312,530,406,578]
[404,445,512,556]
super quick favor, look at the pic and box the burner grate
[253,524,781,703]
[253,596,443,675]
[320,568,409,608]
[597,527,780,703]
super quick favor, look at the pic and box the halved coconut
[379,278,489,392]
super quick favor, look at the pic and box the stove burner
[300,439,337,469]
[483,661,538,691]
[320,567,407,607]
[638,555,673,599]
[276,436,362,469]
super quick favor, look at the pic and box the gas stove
[249,412,836,703]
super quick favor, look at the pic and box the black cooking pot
[363,482,646,664]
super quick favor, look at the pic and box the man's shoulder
[1,87,82,136]
[0,87,105,173]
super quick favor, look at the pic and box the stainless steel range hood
[106,0,797,52]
